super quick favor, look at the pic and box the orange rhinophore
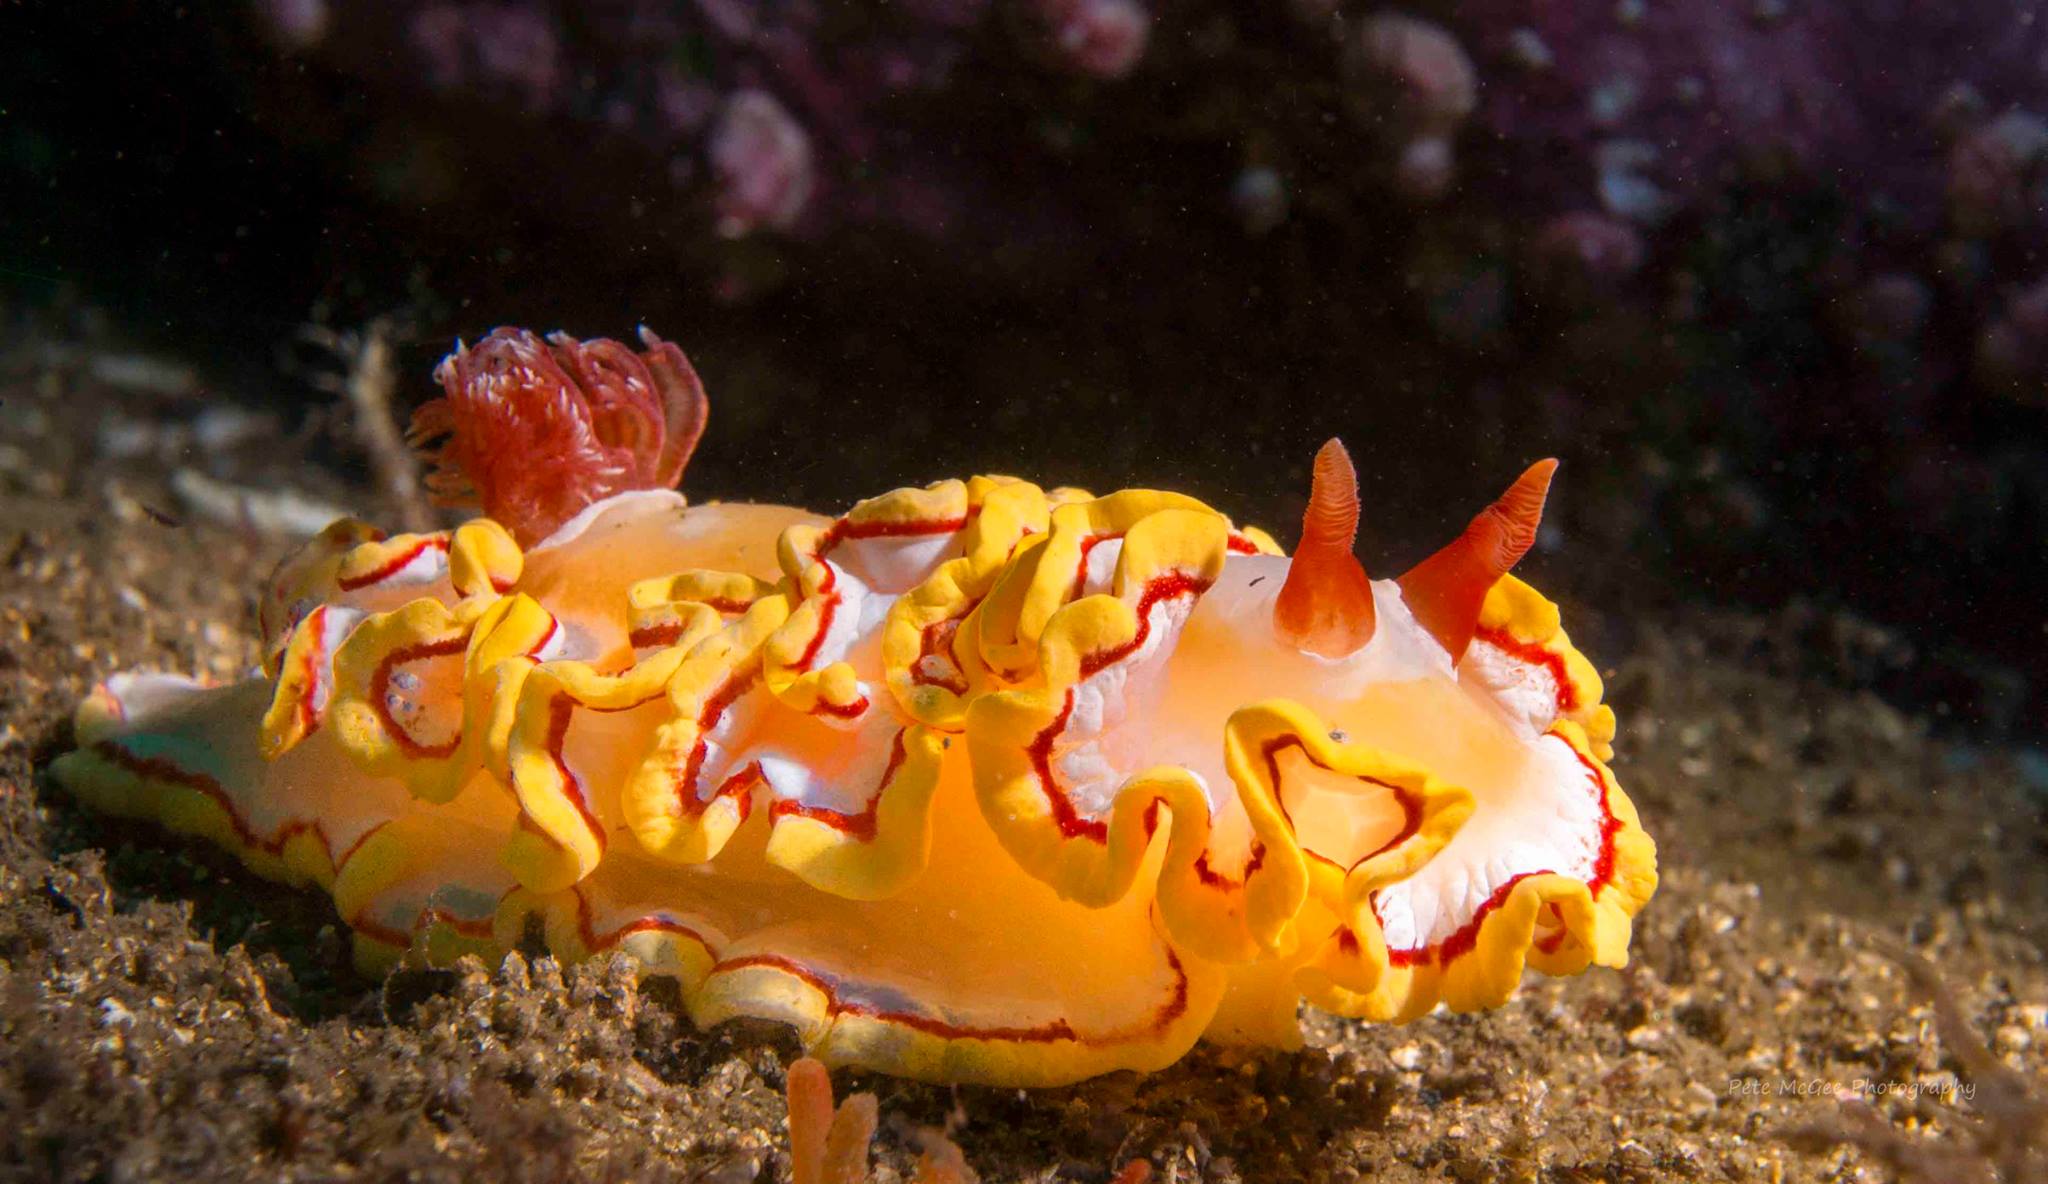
[1272,438,1376,658]
[53,326,1655,1088]
[1399,459,1557,662]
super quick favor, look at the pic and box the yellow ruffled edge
[247,499,912,902]
[1297,719,1658,1022]
[1219,699,1476,962]
[952,533,1052,688]
[881,478,1050,728]
[966,508,1255,930]
[618,595,790,866]
[498,885,1223,1086]
[967,490,1222,687]
[259,520,525,775]
[251,508,801,896]
[258,518,387,674]
[627,570,778,649]
[50,738,340,899]
[500,642,696,893]
[1474,574,1615,759]
[494,548,793,894]
[334,814,511,971]
[258,603,358,757]
[961,499,1478,971]
[616,581,955,901]
[261,516,515,676]
[666,476,1048,899]
[54,718,503,975]
[313,597,477,776]
[961,496,1656,1025]
[56,477,1655,1082]
[493,472,1008,900]
[327,518,520,599]
[274,582,547,806]
[757,724,950,901]
[761,479,972,718]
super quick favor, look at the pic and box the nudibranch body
[53,328,1656,1086]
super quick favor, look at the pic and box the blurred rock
[1230,167,1289,237]
[1974,276,2048,405]
[1460,0,2048,238]
[1947,110,2048,238]
[1345,12,1478,202]
[710,89,816,238]
[1040,0,1151,78]
[253,0,329,50]
[1531,211,1645,302]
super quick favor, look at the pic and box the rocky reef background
[7,0,2047,738]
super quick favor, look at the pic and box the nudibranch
[52,327,1657,1086]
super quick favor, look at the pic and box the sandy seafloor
[3,339,2046,1184]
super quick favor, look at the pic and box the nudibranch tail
[1397,458,1556,662]
[409,327,712,547]
[1273,438,1376,658]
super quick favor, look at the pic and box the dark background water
[5,0,2045,740]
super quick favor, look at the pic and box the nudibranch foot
[50,325,1656,1087]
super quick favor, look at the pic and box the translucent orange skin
[53,334,1656,1091]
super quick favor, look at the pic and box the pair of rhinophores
[54,327,1656,1086]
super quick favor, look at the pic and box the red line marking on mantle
[767,730,907,841]
[1472,624,1580,714]
[628,597,756,650]
[1372,734,1620,968]
[338,535,450,591]
[1079,572,1208,677]
[369,634,468,760]
[1261,736,1421,876]
[709,946,1190,1047]
[89,741,336,867]
[543,695,609,855]
[291,606,332,740]
[571,886,717,955]
[1027,572,1211,843]
[797,508,975,669]
[675,670,762,822]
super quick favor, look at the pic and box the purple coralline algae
[1453,0,2048,236]
[1038,0,1151,79]
[1530,211,1644,301]
[1344,11,1478,202]
[709,89,817,237]
[1976,276,2048,406]
[255,0,1161,244]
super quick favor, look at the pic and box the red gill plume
[1273,438,1378,658]
[1398,458,1557,662]
[408,327,710,546]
